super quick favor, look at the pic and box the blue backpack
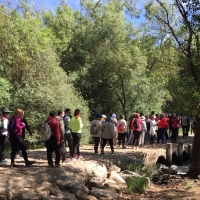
[8,118,15,135]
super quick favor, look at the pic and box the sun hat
[2,108,12,113]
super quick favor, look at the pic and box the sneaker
[78,154,83,159]
[71,157,76,161]
[25,161,35,167]
[11,163,18,168]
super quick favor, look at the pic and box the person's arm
[23,118,32,135]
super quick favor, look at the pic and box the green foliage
[126,177,149,193]
[127,163,143,172]
[0,3,90,146]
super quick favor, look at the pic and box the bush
[127,177,149,193]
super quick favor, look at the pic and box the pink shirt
[131,118,143,131]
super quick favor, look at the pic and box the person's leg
[60,142,66,161]
[65,133,73,157]
[127,130,133,145]
[186,125,189,137]
[76,133,82,156]
[157,129,160,144]
[108,139,114,153]
[135,131,140,147]
[118,134,122,147]
[45,137,54,165]
[54,139,61,165]
[121,133,126,148]
[161,128,165,144]
[101,138,107,153]
[182,126,185,138]
[93,137,99,153]
[16,136,29,163]
[10,136,18,164]
[72,133,78,157]
[0,135,8,162]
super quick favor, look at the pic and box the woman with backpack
[0,108,12,165]
[131,113,143,149]
[10,108,35,167]
[117,115,127,149]
[101,116,115,154]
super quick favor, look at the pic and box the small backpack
[40,120,53,141]
[133,119,138,129]
[118,124,123,133]
[8,118,15,135]
[90,123,98,135]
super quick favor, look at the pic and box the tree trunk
[188,117,200,177]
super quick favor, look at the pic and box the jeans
[45,136,61,165]
[144,131,150,144]
[171,128,178,142]
[182,125,189,137]
[157,128,165,144]
[72,133,82,157]
[64,133,73,157]
[101,138,114,153]
[0,135,8,162]
[132,130,141,146]
[10,135,28,164]
[93,137,101,152]
[117,133,126,147]
[149,135,155,144]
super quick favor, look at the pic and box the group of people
[0,107,195,167]
[0,108,33,167]
[90,112,194,153]
[0,107,84,167]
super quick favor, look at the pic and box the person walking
[90,114,102,153]
[101,116,115,154]
[170,113,180,143]
[15,117,32,158]
[56,110,66,163]
[0,108,12,165]
[69,109,83,160]
[45,111,61,167]
[110,114,118,146]
[10,108,35,167]
[63,108,73,160]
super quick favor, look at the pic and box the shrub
[127,177,149,193]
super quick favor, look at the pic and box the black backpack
[133,119,138,129]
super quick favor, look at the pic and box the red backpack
[118,124,123,133]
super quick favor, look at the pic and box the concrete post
[178,142,183,165]
[166,143,172,166]
[188,144,192,160]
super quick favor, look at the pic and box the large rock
[108,171,126,184]
[56,179,89,199]
[105,163,121,173]
[92,164,108,179]
[103,179,127,193]
[87,177,105,190]
[89,187,119,200]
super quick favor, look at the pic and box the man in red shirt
[170,113,180,143]
[45,111,61,167]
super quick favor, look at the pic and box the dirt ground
[1,133,200,200]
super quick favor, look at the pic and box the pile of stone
[0,158,150,200]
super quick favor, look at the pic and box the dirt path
[1,133,200,200]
